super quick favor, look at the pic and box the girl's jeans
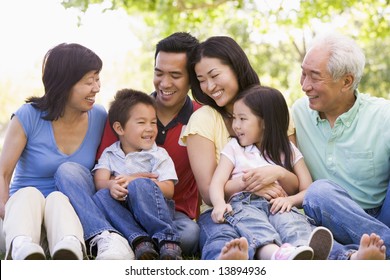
[199,192,314,260]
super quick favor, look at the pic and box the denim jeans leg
[173,211,200,256]
[198,210,242,260]
[227,193,281,255]
[303,179,390,259]
[375,180,390,227]
[269,207,313,246]
[92,188,148,246]
[54,162,117,240]
[126,178,180,244]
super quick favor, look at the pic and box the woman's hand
[241,165,283,192]
[252,182,287,201]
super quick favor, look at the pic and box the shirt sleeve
[290,141,303,166]
[181,106,219,144]
[221,138,237,165]
[152,148,178,184]
[92,148,112,174]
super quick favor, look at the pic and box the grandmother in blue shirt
[292,32,389,260]
[0,43,133,260]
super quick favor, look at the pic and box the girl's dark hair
[26,43,103,120]
[189,36,260,118]
[236,85,293,171]
[108,88,156,136]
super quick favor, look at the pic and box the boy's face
[116,103,158,154]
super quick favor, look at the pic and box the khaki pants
[3,187,86,259]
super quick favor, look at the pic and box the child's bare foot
[350,233,386,260]
[218,237,249,260]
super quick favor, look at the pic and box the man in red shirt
[97,32,200,256]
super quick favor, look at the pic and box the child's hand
[269,197,293,214]
[252,182,287,201]
[108,179,128,201]
[211,203,232,223]
[114,174,133,187]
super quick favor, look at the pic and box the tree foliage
[62,0,389,101]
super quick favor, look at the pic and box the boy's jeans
[93,178,180,246]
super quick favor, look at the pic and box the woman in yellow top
[182,36,299,259]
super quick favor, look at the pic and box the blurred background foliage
[61,0,390,103]
[0,0,389,151]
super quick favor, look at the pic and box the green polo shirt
[292,91,390,209]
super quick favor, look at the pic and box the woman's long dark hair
[189,36,260,118]
[26,43,102,121]
[236,85,293,171]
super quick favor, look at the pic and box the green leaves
[60,0,390,100]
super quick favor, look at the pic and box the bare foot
[350,233,386,260]
[218,237,249,260]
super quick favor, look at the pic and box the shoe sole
[95,252,135,260]
[308,227,334,260]
[290,246,314,260]
[52,249,80,260]
[24,252,46,260]
[160,255,183,260]
[137,251,159,260]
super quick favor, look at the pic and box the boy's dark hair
[154,32,199,74]
[108,88,157,135]
[235,85,293,171]
[189,36,260,118]
[26,43,102,121]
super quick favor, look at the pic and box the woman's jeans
[92,178,180,246]
[303,179,390,260]
[54,162,120,241]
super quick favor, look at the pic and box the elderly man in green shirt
[292,32,389,260]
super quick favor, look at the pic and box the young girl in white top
[209,85,333,260]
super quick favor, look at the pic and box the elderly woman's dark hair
[189,36,260,118]
[26,43,103,120]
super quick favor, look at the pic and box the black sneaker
[135,241,159,260]
[159,242,182,260]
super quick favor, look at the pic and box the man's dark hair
[154,32,199,73]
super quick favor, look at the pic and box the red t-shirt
[96,95,201,219]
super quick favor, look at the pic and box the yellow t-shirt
[181,106,230,213]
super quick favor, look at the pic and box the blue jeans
[54,162,119,241]
[173,211,199,256]
[303,179,390,260]
[227,193,314,246]
[198,209,244,260]
[92,178,180,246]
[199,193,314,260]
